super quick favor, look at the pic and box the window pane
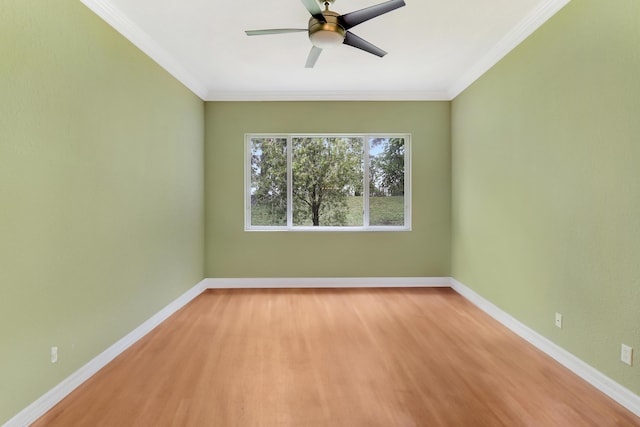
[292,137,364,226]
[250,137,287,226]
[369,137,405,226]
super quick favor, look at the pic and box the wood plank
[33,288,640,426]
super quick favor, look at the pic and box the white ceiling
[80,0,570,101]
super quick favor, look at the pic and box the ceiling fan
[245,0,406,68]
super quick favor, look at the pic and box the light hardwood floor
[34,288,640,426]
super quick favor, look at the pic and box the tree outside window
[247,134,410,231]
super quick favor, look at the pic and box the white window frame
[245,133,411,232]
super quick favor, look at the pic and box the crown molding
[447,0,571,99]
[79,0,209,100]
[204,90,452,102]
[80,0,570,102]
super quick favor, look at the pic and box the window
[246,134,411,231]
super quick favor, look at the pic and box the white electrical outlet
[51,346,58,364]
[621,344,633,366]
[555,312,563,328]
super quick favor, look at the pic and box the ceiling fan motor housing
[308,11,345,48]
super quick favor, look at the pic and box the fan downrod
[320,0,336,11]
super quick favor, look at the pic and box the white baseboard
[4,279,208,427]
[7,276,638,426]
[450,278,640,418]
[205,276,450,289]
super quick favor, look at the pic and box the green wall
[205,102,451,278]
[0,0,204,423]
[4,0,639,422]
[451,0,640,394]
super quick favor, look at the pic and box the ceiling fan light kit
[309,11,345,48]
[245,0,406,68]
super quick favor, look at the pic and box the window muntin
[246,134,411,231]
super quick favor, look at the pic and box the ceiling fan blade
[245,29,307,36]
[305,46,323,68]
[339,0,405,30]
[343,31,387,57]
[300,0,326,21]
